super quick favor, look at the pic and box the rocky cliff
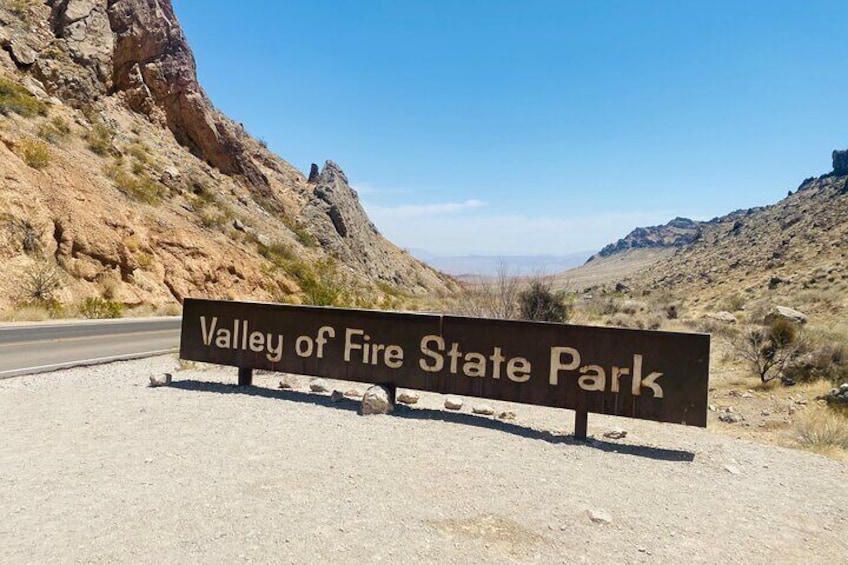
[0,0,452,312]
[588,216,703,261]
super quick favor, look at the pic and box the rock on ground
[361,385,393,415]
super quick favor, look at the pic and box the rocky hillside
[564,150,848,318]
[0,0,453,312]
[588,216,702,260]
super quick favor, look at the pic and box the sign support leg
[574,409,588,441]
[238,367,253,387]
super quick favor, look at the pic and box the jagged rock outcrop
[834,150,848,176]
[38,0,269,190]
[589,217,702,261]
[0,1,453,310]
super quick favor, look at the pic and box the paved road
[0,317,181,379]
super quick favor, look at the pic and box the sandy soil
[1,355,846,564]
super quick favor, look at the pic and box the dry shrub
[17,139,51,169]
[606,312,662,330]
[38,116,71,144]
[795,407,848,454]
[87,121,114,155]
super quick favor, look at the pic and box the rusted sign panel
[180,298,710,426]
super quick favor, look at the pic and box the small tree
[21,262,63,304]
[518,280,572,323]
[732,319,804,383]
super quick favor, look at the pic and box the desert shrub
[3,215,41,255]
[442,262,521,320]
[37,116,71,143]
[87,121,114,155]
[7,0,36,19]
[518,280,572,323]
[78,297,123,319]
[784,332,848,383]
[0,76,47,117]
[729,318,805,383]
[606,312,663,330]
[258,241,297,266]
[298,258,351,307]
[20,261,63,304]
[582,294,620,318]
[282,216,318,247]
[722,293,747,312]
[105,162,165,204]
[17,139,51,169]
[795,408,848,452]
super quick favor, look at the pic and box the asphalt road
[0,317,181,379]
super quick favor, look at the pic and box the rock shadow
[168,379,695,462]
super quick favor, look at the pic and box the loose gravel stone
[397,391,420,405]
[472,404,494,416]
[444,397,464,411]
[149,373,172,387]
[310,378,330,393]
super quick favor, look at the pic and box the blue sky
[172,0,848,256]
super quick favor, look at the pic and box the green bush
[78,297,123,319]
[299,259,350,307]
[518,280,572,323]
[18,139,51,169]
[0,76,47,117]
[104,161,166,204]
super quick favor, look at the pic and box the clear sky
[171,0,848,256]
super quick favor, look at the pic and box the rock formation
[0,1,453,311]
[833,149,848,176]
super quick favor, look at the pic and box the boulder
[361,385,393,415]
[705,311,737,324]
[764,306,807,326]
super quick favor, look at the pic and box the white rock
[344,389,363,399]
[764,306,807,325]
[310,378,330,393]
[149,373,172,387]
[472,404,494,416]
[444,397,464,411]
[587,509,612,524]
[397,391,420,405]
[724,464,741,475]
[497,411,516,421]
[361,385,393,415]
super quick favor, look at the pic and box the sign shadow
[168,379,695,462]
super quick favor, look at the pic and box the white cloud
[367,199,485,219]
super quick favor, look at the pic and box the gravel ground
[1,355,846,564]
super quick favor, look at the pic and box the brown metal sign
[180,298,710,427]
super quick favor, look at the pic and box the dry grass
[794,406,848,459]
[17,139,51,169]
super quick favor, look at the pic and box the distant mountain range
[410,250,592,277]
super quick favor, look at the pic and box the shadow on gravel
[169,379,694,463]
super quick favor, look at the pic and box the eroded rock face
[42,0,268,189]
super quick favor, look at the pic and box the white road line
[0,348,178,380]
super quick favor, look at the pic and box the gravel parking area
[1,355,846,564]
